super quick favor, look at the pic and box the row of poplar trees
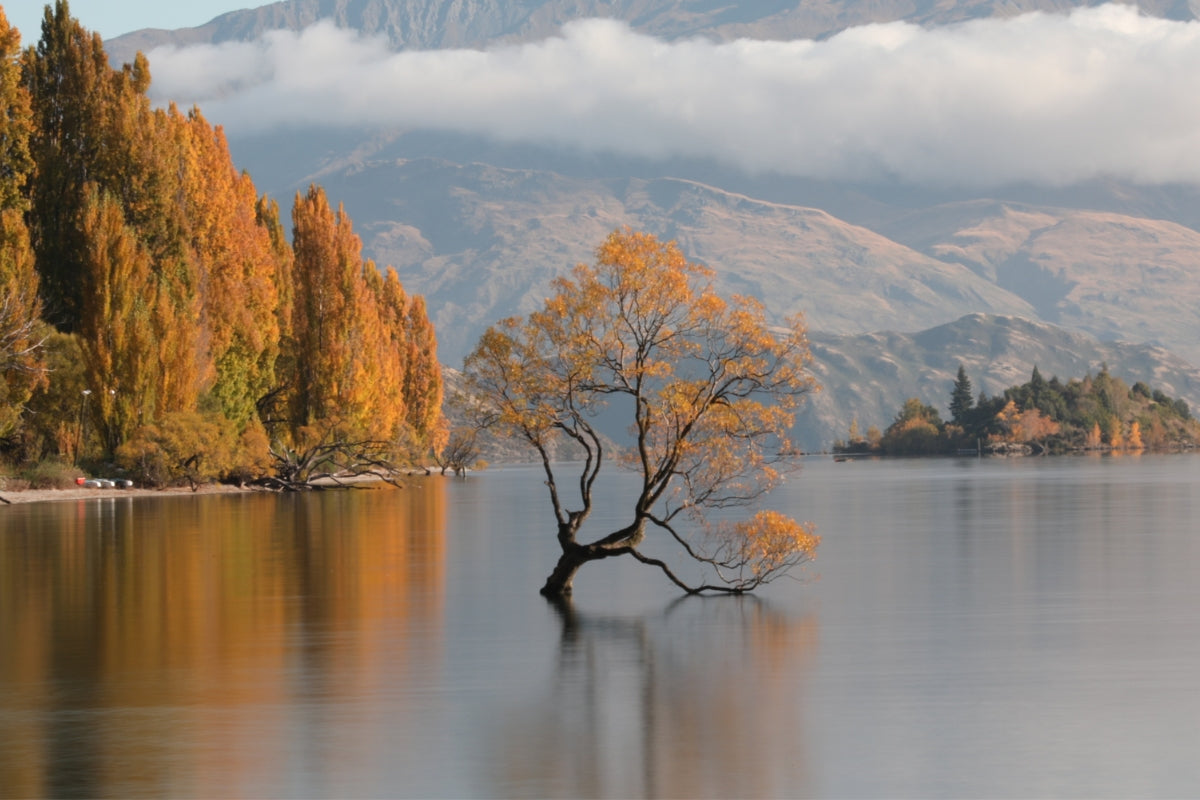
[0,2,444,480]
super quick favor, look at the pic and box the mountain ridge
[108,0,1196,63]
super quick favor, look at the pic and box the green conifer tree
[949,364,973,426]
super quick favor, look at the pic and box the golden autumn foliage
[0,210,45,438]
[115,411,240,487]
[78,188,158,452]
[995,399,1060,446]
[289,185,443,452]
[1128,420,1144,450]
[0,10,44,440]
[0,9,31,214]
[465,228,818,596]
[178,107,280,425]
[719,511,820,581]
[0,6,443,477]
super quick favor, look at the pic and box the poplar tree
[364,265,408,440]
[254,195,295,434]
[0,211,44,438]
[180,107,280,425]
[78,188,156,454]
[291,185,348,432]
[0,9,44,438]
[290,185,393,439]
[0,9,32,212]
[24,1,113,329]
[404,294,444,448]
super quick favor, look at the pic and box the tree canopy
[0,2,444,484]
[463,228,819,597]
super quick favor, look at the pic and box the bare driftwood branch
[255,434,403,492]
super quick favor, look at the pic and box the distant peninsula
[835,365,1200,456]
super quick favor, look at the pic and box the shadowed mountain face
[310,157,1200,369]
[316,160,1036,362]
[107,0,1200,447]
[880,202,1200,362]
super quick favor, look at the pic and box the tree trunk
[540,547,591,598]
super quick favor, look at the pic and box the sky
[3,1,247,43]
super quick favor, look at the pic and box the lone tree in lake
[463,229,820,598]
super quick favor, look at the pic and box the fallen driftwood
[253,436,404,492]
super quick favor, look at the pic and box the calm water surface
[1,454,1199,798]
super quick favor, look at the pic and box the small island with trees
[835,364,1200,456]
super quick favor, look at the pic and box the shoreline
[0,482,263,505]
[0,472,419,506]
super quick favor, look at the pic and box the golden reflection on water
[0,482,446,798]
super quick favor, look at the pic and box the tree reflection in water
[0,485,447,799]
[489,595,818,799]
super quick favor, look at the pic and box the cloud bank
[147,5,1200,187]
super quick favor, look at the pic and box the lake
[1,454,1199,798]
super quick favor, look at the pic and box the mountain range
[107,0,1200,59]
[108,0,1200,448]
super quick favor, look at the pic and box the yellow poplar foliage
[256,195,294,340]
[1109,417,1124,449]
[0,9,32,213]
[0,210,45,436]
[78,188,158,451]
[293,186,355,429]
[291,186,442,447]
[363,265,407,439]
[404,294,444,448]
[178,108,280,424]
[1128,420,1144,450]
[0,7,36,438]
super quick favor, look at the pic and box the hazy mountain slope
[882,201,1200,364]
[107,0,1179,63]
[795,313,1200,450]
[320,158,1034,362]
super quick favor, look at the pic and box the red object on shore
[75,477,86,486]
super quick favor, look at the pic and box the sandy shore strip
[0,483,259,505]
[0,472,423,506]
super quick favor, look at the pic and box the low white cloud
[146,5,1200,187]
